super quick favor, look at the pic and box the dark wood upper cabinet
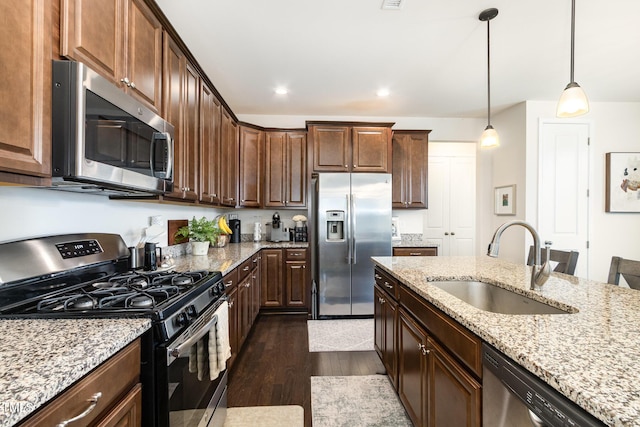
[239,125,263,208]
[392,130,430,209]
[0,0,52,181]
[309,122,393,173]
[220,108,239,207]
[162,35,199,201]
[199,84,222,205]
[264,131,307,208]
[61,0,163,113]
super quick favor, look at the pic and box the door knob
[444,232,449,236]
[451,232,456,236]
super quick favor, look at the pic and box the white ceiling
[155,0,640,119]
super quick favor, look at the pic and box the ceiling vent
[381,0,403,10]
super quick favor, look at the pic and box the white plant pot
[191,241,210,256]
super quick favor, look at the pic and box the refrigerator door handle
[346,193,352,264]
[351,193,357,264]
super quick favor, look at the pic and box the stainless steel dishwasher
[482,344,606,427]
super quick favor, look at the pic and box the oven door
[159,301,228,427]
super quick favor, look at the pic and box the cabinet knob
[130,81,136,89]
[243,266,250,272]
[229,301,234,308]
[444,232,449,236]
[353,164,356,168]
[120,77,130,85]
[344,165,348,168]
[451,232,456,236]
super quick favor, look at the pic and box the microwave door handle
[150,132,173,179]
[164,132,173,180]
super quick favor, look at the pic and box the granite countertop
[392,239,439,248]
[0,318,151,427]
[170,241,308,275]
[371,255,640,427]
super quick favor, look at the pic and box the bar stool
[526,246,579,276]
[607,256,640,290]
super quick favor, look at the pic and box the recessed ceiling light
[376,88,390,97]
[275,87,288,95]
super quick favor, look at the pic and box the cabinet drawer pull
[225,281,234,287]
[253,258,258,263]
[384,282,393,289]
[291,253,301,256]
[409,252,421,256]
[229,301,234,308]
[245,283,250,288]
[375,274,382,279]
[56,392,102,427]
[243,266,250,271]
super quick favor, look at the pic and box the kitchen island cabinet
[372,255,640,427]
[0,0,52,183]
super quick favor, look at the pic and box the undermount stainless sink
[429,281,573,315]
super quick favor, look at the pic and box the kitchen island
[372,255,640,427]
[0,318,150,427]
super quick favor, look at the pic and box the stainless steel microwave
[51,60,174,196]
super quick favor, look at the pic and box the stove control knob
[186,305,197,318]
[175,312,188,327]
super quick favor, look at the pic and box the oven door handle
[168,314,218,359]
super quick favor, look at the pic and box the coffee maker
[266,212,289,242]
[229,219,241,243]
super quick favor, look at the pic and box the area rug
[307,319,374,352]
[311,375,412,427]
[224,405,304,427]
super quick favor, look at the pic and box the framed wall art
[606,152,640,213]
[495,185,516,215]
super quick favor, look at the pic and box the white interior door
[539,122,590,278]
[424,155,476,256]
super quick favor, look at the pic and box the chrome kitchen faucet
[487,220,551,290]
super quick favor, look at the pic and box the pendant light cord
[486,18,492,126]
[570,0,576,83]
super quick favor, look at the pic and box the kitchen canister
[253,222,262,242]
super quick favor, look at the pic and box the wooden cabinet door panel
[285,261,307,307]
[392,131,430,208]
[238,276,251,348]
[220,109,238,207]
[286,132,307,207]
[0,0,52,177]
[199,84,221,204]
[95,383,142,427]
[182,63,199,201]
[374,285,385,359]
[162,34,185,199]
[61,0,124,83]
[352,127,390,172]
[264,132,286,207]
[398,309,427,427]
[312,126,349,172]
[384,297,398,389]
[239,126,263,207]
[427,338,481,427]
[260,249,283,307]
[127,0,162,112]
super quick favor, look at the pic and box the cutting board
[168,219,189,245]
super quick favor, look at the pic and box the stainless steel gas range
[0,233,228,427]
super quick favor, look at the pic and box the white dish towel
[209,300,231,380]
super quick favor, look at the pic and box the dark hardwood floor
[227,314,385,427]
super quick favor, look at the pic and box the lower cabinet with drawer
[21,339,141,427]
[261,248,309,311]
[374,267,398,388]
[374,269,482,427]
[393,247,438,257]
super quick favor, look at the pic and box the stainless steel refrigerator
[312,173,392,317]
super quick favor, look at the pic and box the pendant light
[557,0,589,117]
[479,8,499,148]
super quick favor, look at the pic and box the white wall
[525,101,640,282]
[0,186,307,247]
[485,102,528,264]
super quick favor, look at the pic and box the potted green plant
[174,216,221,255]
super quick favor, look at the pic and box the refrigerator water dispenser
[326,210,344,240]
